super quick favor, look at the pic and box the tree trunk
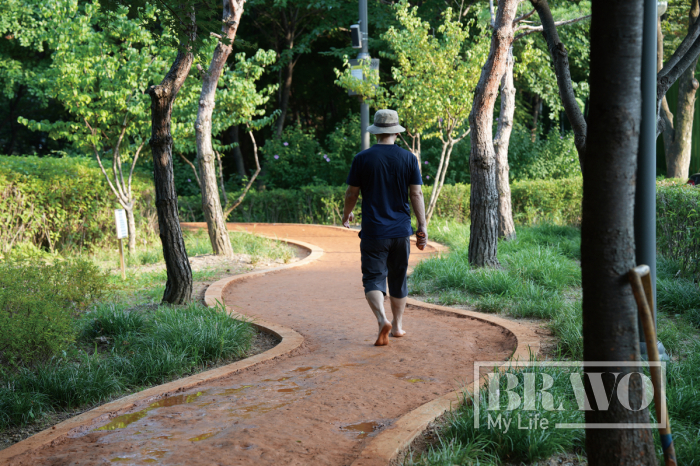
[468,0,519,267]
[230,125,247,177]
[275,59,295,138]
[195,0,245,257]
[658,17,675,159]
[582,1,657,463]
[664,0,700,178]
[126,204,136,254]
[147,44,194,304]
[495,48,516,241]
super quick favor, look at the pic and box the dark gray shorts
[360,236,410,298]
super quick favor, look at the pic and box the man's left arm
[342,185,360,228]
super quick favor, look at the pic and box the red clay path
[9,224,516,466]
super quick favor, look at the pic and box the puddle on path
[221,385,254,395]
[96,392,207,431]
[340,421,381,439]
[292,367,313,372]
[232,402,291,419]
[277,382,301,393]
[189,431,220,442]
[393,373,426,383]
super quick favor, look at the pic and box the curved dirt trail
[13,224,516,466]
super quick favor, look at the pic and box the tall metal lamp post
[637,0,668,359]
[350,0,372,151]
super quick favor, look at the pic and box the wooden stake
[119,238,126,280]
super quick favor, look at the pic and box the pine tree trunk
[126,205,136,254]
[583,1,657,463]
[195,0,245,257]
[495,48,516,241]
[468,0,519,267]
[147,44,194,304]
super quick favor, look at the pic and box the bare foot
[391,327,406,338]
[375,321,392,346]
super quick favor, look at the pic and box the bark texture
[494,48,516,241]
[147,26,195,304]
[467,0,519,267]
[582,1,657,463]
[660,0,700,178]
[195,0,246,257]
[530,0,587,170]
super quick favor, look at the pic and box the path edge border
[350,301,541,466]
[0,234,322,464]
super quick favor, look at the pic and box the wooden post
[118,238,126,280]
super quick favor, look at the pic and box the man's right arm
[410,184,427,248]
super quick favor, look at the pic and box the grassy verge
[0,230,296,439]
[407,221,700,465]
[87,229,296,269]
[0,303,253,429]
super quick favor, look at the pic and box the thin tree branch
[658,14,700,79]
[224,129,261,218]
[529,0,587,170]
[83,117,126,205]
[514,8,536,25]
[178,153,201,188]
[128,141,145,201]
[657,35,700,104]
[514,14,591,40]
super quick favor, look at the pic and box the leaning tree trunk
[467,0,519,267]
[494,47,516,241]
[664,0,700,178]
[582,1,658,464]
[195,0,246,257]
[531,0,587,170]
[147,29,195,304]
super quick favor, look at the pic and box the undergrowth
[0,302,253,429]
[408,220,700,465]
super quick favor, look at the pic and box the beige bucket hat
[367,109,406,134]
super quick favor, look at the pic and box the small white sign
[115,209,128,239]
[351,67,363,81]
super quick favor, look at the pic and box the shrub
[0,260,108,365]
[657,182,700,281]
[507,126,582,181]
[181,178,585,227]
[0,156,153,257]
[260,114,360,189]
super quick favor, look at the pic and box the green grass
[0,302,254,430]
[88,230,295,269]
[411,223,582,356]
[408,221,700,465]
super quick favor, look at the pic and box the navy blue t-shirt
[346,143,423,239]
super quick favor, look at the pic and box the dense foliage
[657,181,700,281]
[0,156,152,258]
[0,260,108,366]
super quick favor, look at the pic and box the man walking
[342,109,428,346]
